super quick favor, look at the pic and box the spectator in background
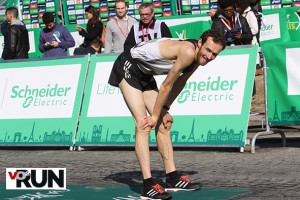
[39,12,75,57]
[211,0,252,46]
[104,0,137,53]
[124,3,172,51]
[1,20,10,59]
[3,7,29,60]
[235,0,260,96]
[73,38,101,55]
[235,0,259,45]
[76,5,104,50]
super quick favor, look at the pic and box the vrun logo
[6,168,66,190]
[10,84,72,108]
[177,76,238,104]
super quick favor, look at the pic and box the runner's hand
[141,116,157,130]
[162,112,173,129]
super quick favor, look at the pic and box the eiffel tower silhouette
[28,122,35,142]
[273,101,280,122]
[187,118,195,142]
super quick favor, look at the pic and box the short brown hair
[200,29,227,50]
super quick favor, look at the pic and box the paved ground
[1,115,300,199]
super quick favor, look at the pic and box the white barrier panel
[0,56,89,146]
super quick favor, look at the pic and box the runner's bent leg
[119,79,152,179]
[143,90,176,174]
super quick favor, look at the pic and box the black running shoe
[140,183,172,200]
[165,175,202,192]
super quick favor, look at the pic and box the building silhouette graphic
[207,127,243,142]
[110,130,131,143]
[91,125,102,143]
[187,118,196,142]
[281,106,300,123]
[43,129,73,143]
[28,122,35,142]
[272,101,280,122]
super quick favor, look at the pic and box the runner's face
[115,2,127,19]
[197,37,223,66]
[139,7,154,25]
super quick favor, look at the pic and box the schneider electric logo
[177,76,238,104]
[10,84,72,108]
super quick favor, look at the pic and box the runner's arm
[141,44,196,129]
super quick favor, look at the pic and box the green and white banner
[76,45,258,147]
[0,56,89,145]
[264,41,300,125]
[260,8,291,46]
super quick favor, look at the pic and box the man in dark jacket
[4,7,30,60]
[211,0,252,46]
[1,20,10,59]
[124,3,172,52]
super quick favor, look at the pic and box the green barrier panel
[76,45,258,148]
[169,20,211,40]
[263,41,300,125]
[0,56,89,146]
[260,7,291,47]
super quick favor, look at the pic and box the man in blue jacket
[39,12,75,57]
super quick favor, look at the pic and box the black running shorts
[108,52,158,92]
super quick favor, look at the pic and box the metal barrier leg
[251,130,286,153]
[250,53,286,153]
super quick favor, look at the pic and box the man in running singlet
[108,29,226,200]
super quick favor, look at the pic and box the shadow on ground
[104,170,198,193]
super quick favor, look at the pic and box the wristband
[163,105,170,111]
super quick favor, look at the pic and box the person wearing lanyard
[104,0,137,53]
[123,3,172,52]
[211,0,252,46]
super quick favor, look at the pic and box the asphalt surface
[1,115,300,200]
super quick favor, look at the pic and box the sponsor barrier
[250,41,300,153]
[76,45,258,150]
[0,45,257,149]
[264,41,300,126]
[0,56,89,146]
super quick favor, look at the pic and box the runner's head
[196,29,226,66]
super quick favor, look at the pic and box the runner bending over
[108,29,226,200]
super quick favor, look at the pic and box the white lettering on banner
[286,48,300,95]
[156,55,248,115]
[0,64,81,119]
[260,14,281,41]
[5,190,70,200]
[87,55,249,117]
